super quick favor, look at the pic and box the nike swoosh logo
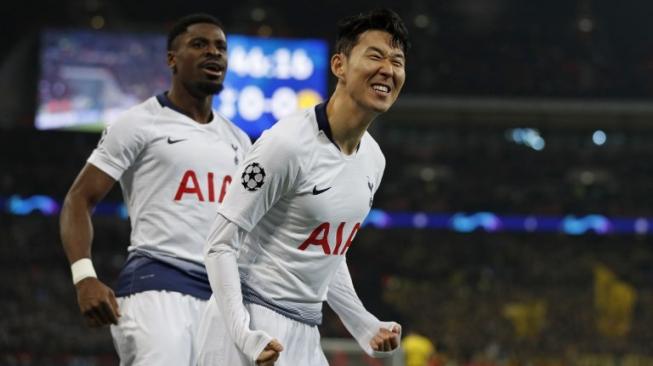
[167,137,187,144]
[312,185,331,195]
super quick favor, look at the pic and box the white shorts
[110,290,208,366]
[197,297,329,366]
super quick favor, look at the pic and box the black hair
[335,8,410,56]
[167,13,224,50]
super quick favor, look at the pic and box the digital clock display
[216,35,328,138]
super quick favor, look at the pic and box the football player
[60,13,251,366]
[197,8,409,366]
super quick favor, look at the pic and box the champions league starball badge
[241,162,266,191]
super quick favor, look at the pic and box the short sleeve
[218,129,302,232]
[87,114,151,180]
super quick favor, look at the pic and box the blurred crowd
[346,230,653,365]
[375,125,653,217]
[0,215,124,366]
[3,218,653,365]
[4,124,653,216]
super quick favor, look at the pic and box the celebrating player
[59,14,251,366]
[197,8,409,366]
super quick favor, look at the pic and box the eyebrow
[188,36,227,45]
[366,46,405,60]
[188,36,208,43]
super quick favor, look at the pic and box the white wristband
[71,258,97,285]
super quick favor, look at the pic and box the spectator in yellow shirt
[402,329,436,366]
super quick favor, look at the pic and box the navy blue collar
[156,92,213,121]
[315,101,339,150]
[314,101,360,153]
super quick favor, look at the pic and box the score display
[215,35,328,138]
[36,30,328,138]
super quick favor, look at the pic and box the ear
[330,53,346,81]
[167,50,176,72]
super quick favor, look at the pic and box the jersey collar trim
[156,92,215,123]
[315,101,336,147]
[314,101,360,153]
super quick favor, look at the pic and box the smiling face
[332,30,406,114]
[167,23,228,96]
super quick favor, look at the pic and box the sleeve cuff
[87,155,123,181]
[242,329,274,363]
[367,321,402,358]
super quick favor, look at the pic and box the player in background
[59,13,251,366]
[197,8,409,366]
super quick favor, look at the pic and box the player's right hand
[75,277,120,327]
[256,339,284,366]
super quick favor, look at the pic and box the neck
[166,81,214,123]
[326,87,379,155]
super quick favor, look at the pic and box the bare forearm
[59,163,115,265]
[59,163,120,326]
[60,192,95,264]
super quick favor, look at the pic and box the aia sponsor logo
[298,222,361,255]
[174,170,232,203]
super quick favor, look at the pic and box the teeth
[204,66,221,73]
[372,85,390,93]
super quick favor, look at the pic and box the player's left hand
[370,324,401,352]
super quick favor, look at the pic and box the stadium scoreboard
[36,30,328,139]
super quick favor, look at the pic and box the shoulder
[361,131,385,167]
[262,107,319,154]
[242,108,318,175]
[212,111,252,148]
[106,97,159,134]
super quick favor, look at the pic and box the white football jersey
[218,102,385,324]
[89,94,251,266]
